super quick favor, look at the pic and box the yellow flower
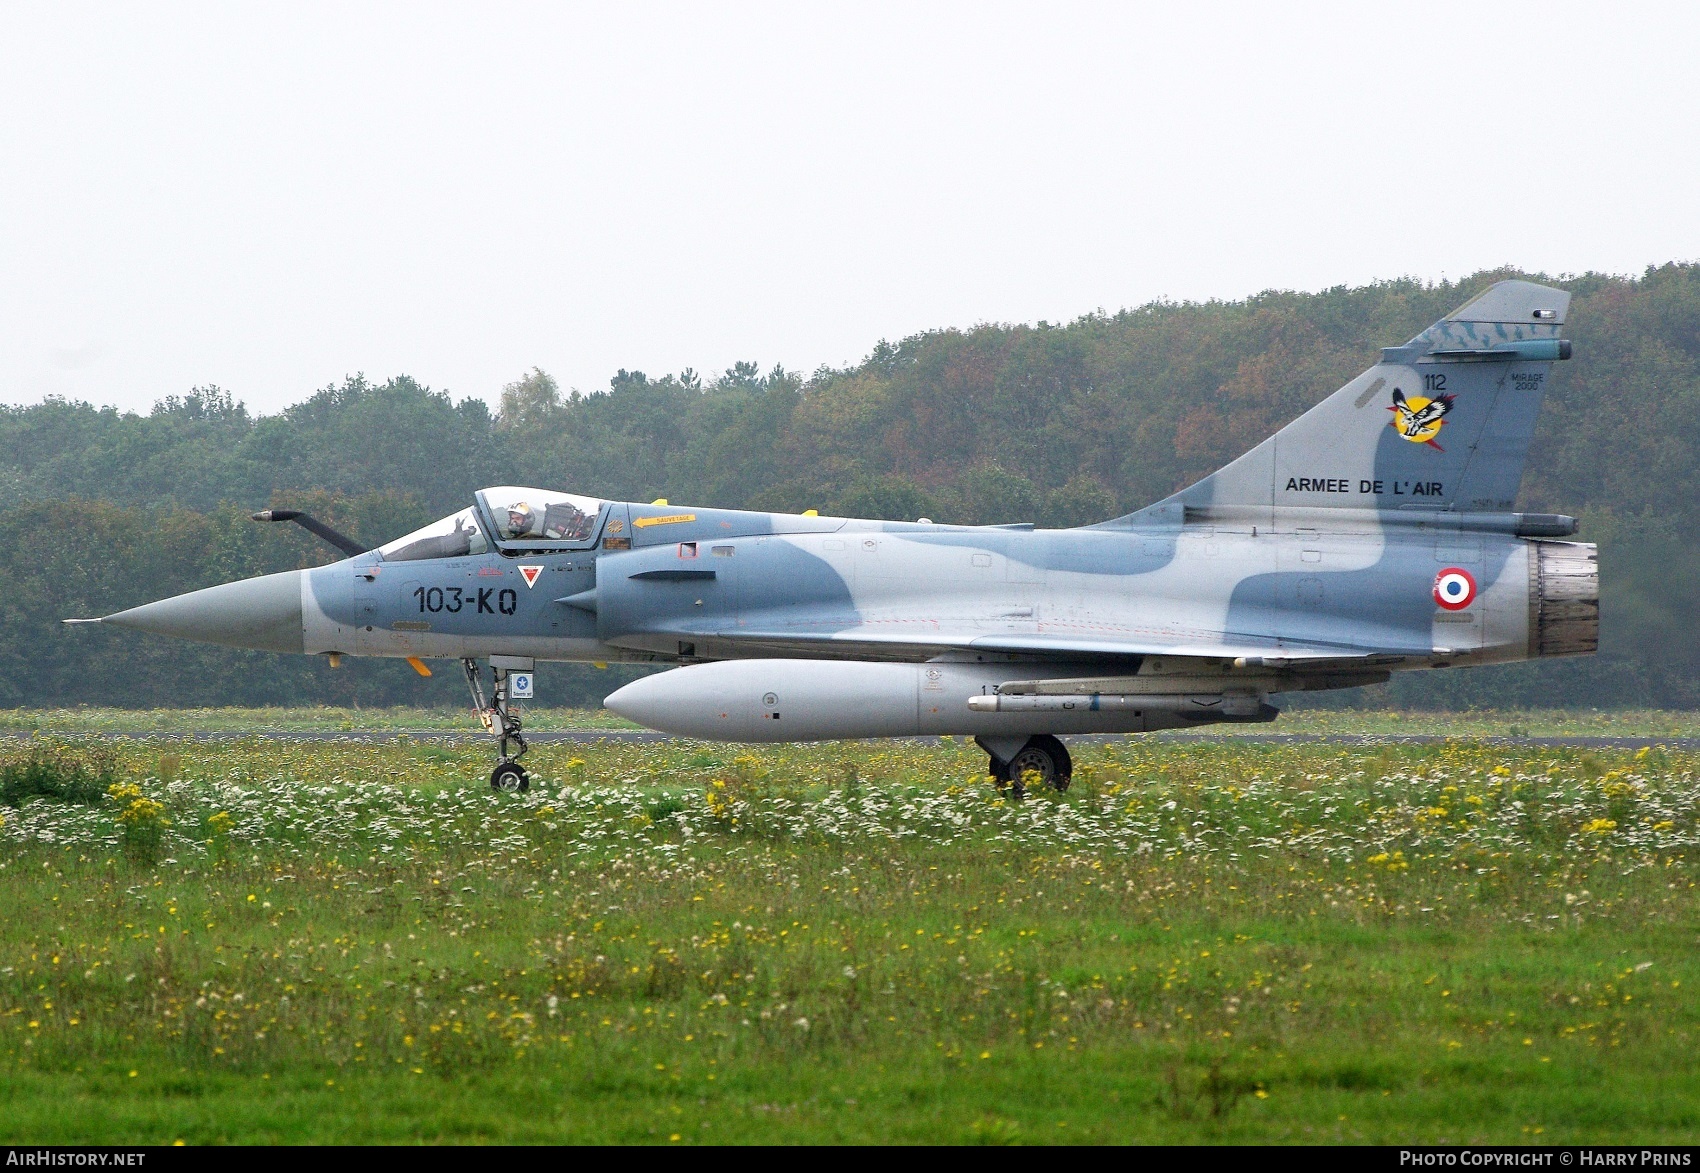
[116,795,168,826]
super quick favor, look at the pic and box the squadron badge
[1389,387,1455,450]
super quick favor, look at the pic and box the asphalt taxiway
[4,730,1696,751]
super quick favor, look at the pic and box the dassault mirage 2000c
[69,280,1598,794]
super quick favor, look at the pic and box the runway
[5,729,1697,751]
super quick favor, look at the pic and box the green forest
[4,264,1697,711]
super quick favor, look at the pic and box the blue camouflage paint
[91,279,1595,750]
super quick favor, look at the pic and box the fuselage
[309,503,1563,671]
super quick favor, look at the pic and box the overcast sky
[2,2,1697,417]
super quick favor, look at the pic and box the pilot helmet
[505,502,537,537]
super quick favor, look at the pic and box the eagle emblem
[1388,387,1455,450]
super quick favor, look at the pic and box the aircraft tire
[1007,736,1072,793]
[490,762,530,793]
[986,754,1024,797]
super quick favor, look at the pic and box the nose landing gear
[462,657,530,792]
[977,734,1072,799]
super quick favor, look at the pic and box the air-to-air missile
[69,280,1597,795]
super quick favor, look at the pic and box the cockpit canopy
[477,487,608,544]
[377,487,611,563]
[379,507,489,562]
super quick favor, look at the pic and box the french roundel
[1433,567,1477,611]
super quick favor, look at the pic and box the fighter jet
[68,280,1597,795]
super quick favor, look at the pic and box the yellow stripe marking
[633,513,697,528]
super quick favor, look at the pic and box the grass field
[2,730,1698,1144]
[6,704,1700,739]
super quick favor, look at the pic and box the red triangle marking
[519,565,543,588]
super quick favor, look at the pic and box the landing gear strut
[463,657,529,792]
[978,734,1072,799]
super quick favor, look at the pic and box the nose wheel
[979,734,1072,799]
[489,761,529,793]
[463,658,530,793]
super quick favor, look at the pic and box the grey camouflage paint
[101,280,1597,740]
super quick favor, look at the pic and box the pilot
[505,503,541,539]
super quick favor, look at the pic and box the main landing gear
[976,734,1072,799]
[463,657,529,792]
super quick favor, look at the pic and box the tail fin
[1132,279,1572,521]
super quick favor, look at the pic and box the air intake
[1530,541,1599,658]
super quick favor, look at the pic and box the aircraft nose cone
[102,570,305,654]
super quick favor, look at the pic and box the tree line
[5,263,1698,710]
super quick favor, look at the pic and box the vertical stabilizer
[1116,279,1572,523]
